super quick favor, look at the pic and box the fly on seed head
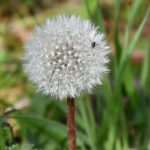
[91,42,96,48]
[91,41,100,48]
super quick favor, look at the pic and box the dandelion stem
[67,97,76,150]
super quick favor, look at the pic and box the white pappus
[23,15,110,100]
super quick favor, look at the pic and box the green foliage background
[0,0,150,149]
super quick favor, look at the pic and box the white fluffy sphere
[23,15,109,100]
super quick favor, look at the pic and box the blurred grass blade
[117,6,150,84]
[122,0,146,63]
[114,0,122,63]
[104,126,116,150]
[103,77,112,100]
[123,66,139,106]
[122,6,150,64]
[95,0,105,32]
[78,96,97,150]
[141,43,150,88]
[85,0,97,18]
[86,95,96,130]
[128,0,144,30]
[85,0,105,32]
[0,126,7,150]
[10,113,88,145]
[115,138,122,150]
[11,114,67,142]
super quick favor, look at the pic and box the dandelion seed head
[23,15,110,100]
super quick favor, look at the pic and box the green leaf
[114,0,122,64]
[128,0,145,30]
[85,0,97,18]
[141,43,150,89]
[11,113,67,142]
[77,95,97,150]
[117,6,150,85]
[8,144,39,150]
[85,0,105,32]
[0,126,7,150]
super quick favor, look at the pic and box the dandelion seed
[23,14,109,100]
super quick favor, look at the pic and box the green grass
[0,0,150,149]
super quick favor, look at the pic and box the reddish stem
[67,97,76,150]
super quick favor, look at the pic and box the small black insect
[91,42,96,48]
